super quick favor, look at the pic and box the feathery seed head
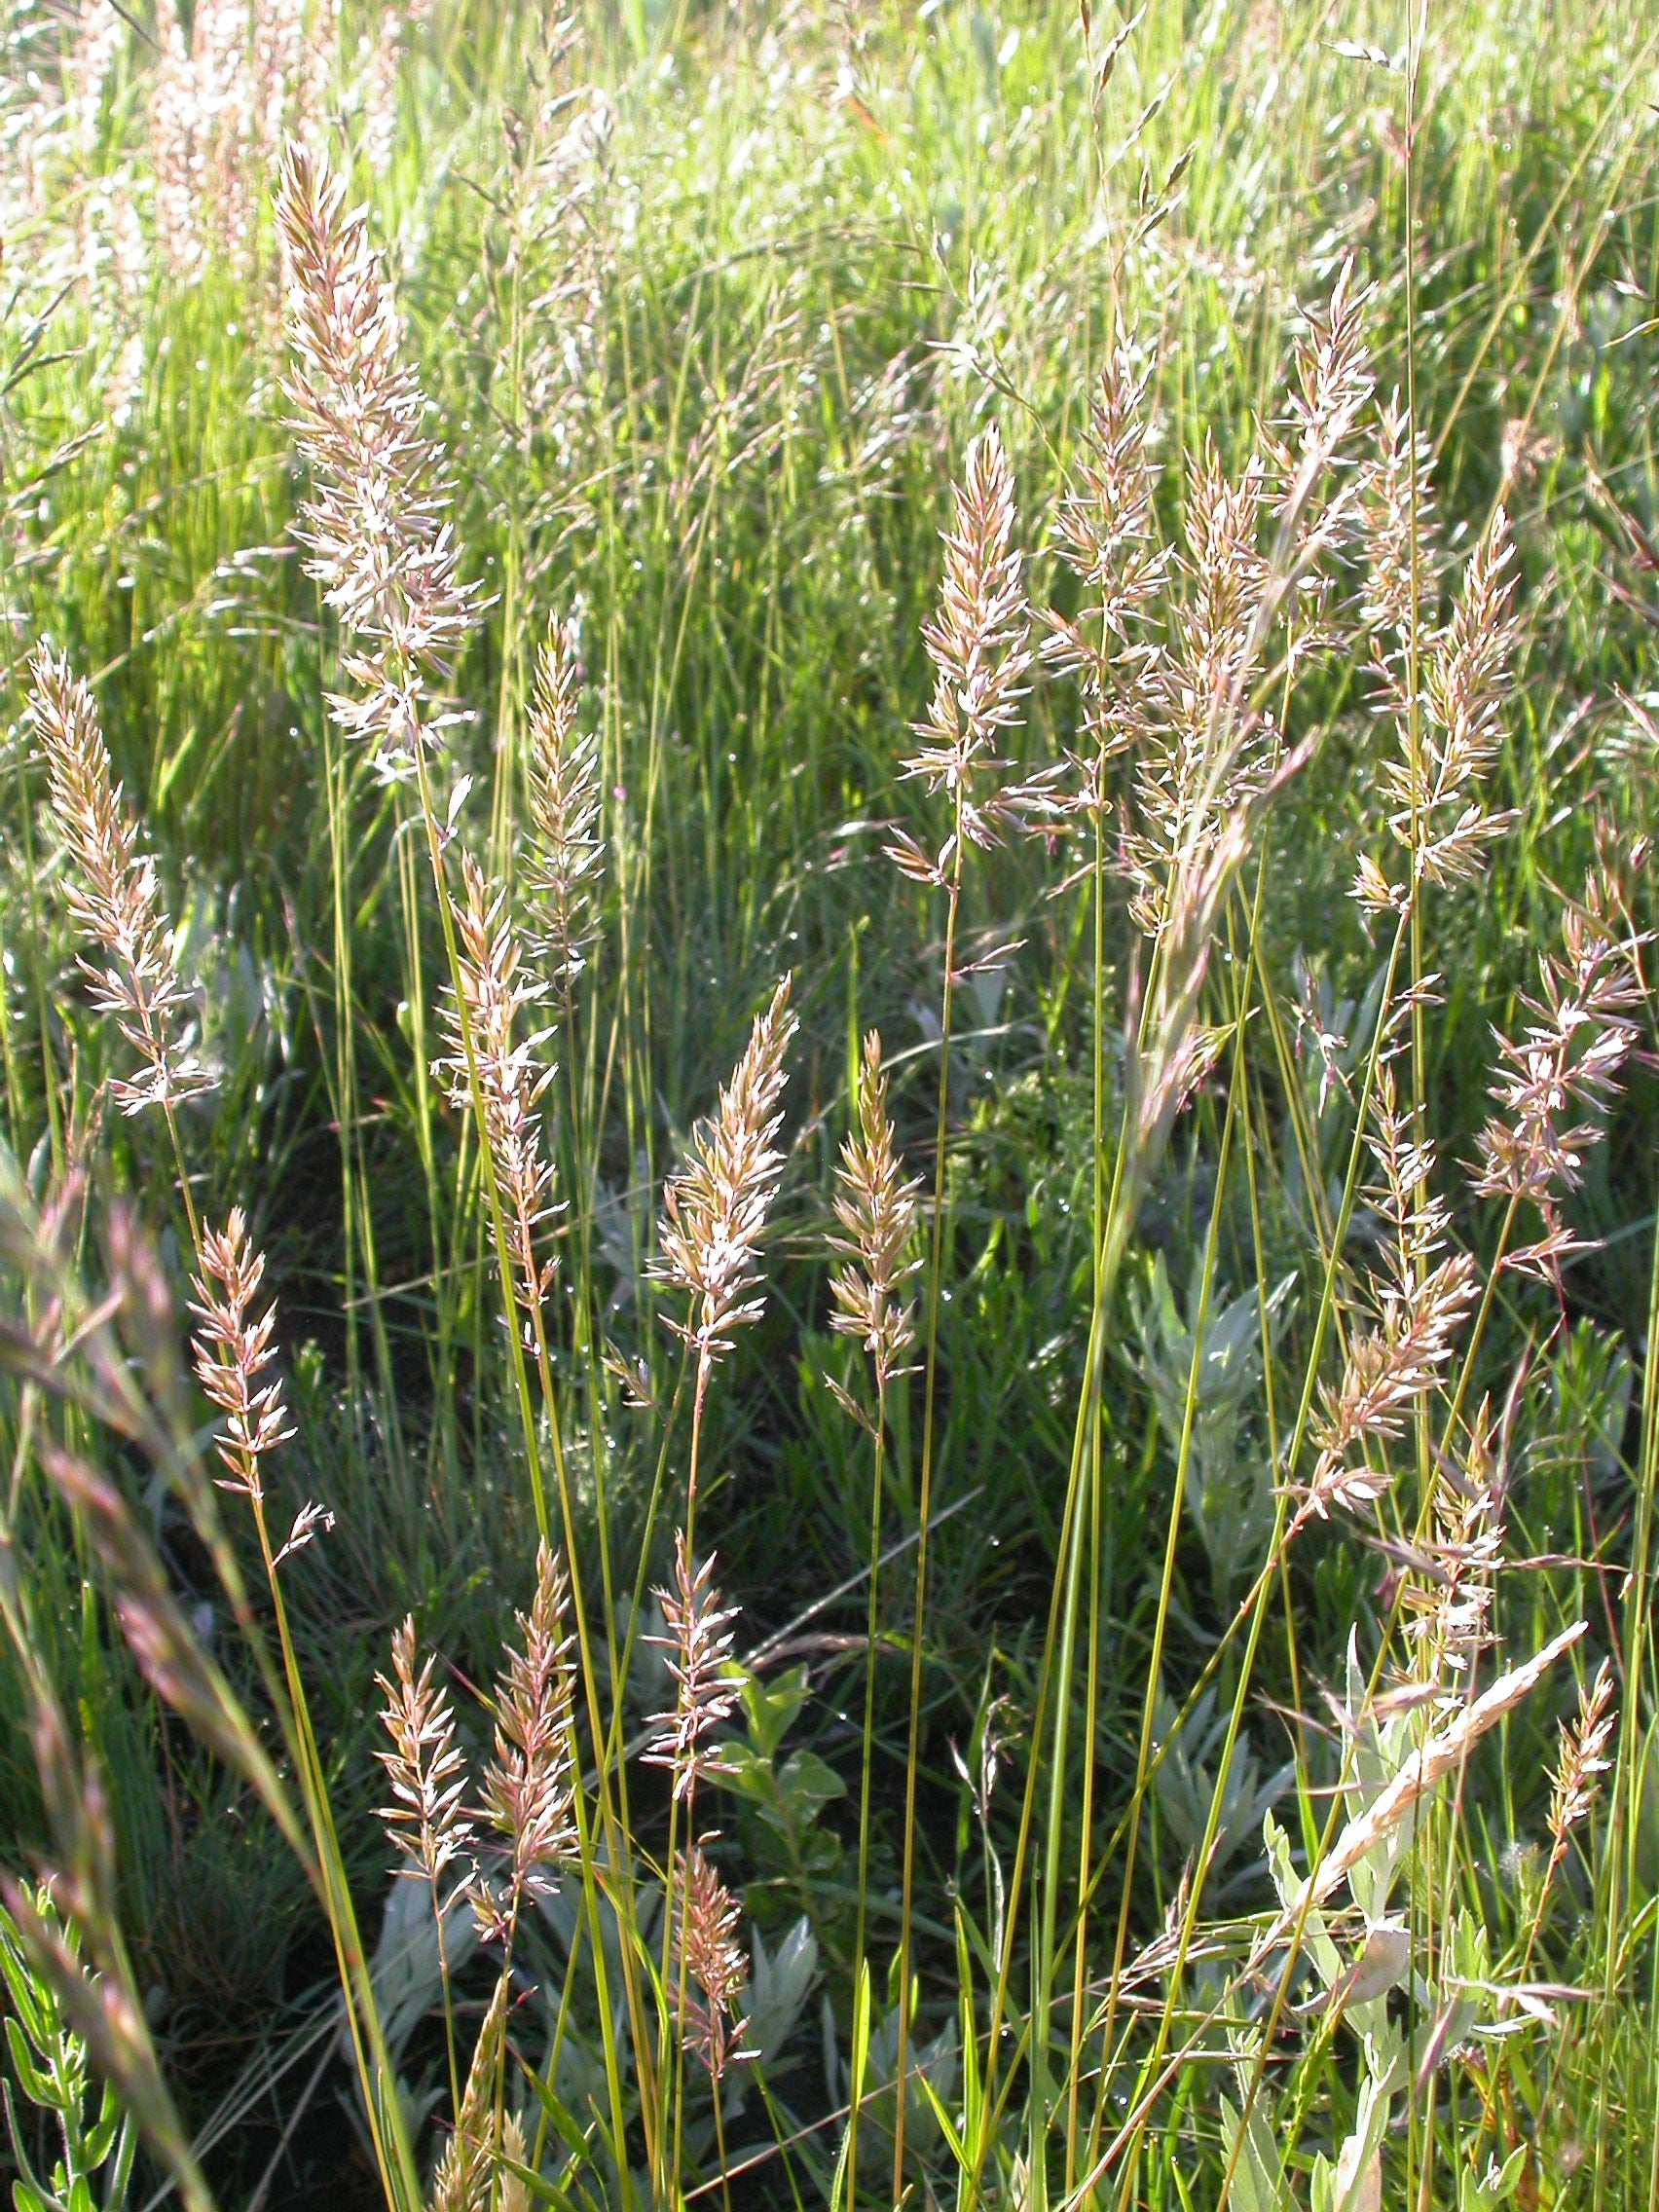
[27,646,214,1117]
[472,1543,577,1941]
[276,141,479,776]
[645,1531,742,1802]
[830,1030,921,1392]
[1400,1407,1505,1679]
[189,1210,294,1502]
[889,425,1041,883]
[675,1842,752,2083]
[375,1616,475,1890]
[434,856,560,1341]
[1547,1658,1615,1868]
[1360,394,1440,642]
[1475,863,1645,1271]
[1271,256,1375,553]
[1357,506,1520,911]
[526,615,605,993]
[651,978,796,1364]
[1043,349,1168,824]
[1299,1073,1478,1526]
[429,1974,507,2212]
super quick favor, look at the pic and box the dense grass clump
[2,2,1657,2206]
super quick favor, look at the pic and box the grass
[1,0,1657,2205]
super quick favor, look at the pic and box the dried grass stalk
[1298,1621,1585,1913]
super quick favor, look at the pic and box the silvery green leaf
[745,1916,818,2067]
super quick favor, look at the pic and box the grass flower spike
[276,142,480,776]
[652,979,796,1365]
[27,647,213,1117]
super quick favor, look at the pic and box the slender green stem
[893,861,962,2202]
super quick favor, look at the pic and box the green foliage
[0,0,1656,2204]
[0,1890,135,2212]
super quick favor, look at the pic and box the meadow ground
[2,1,1658,2205]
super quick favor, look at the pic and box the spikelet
[829,1029,921,1398]
[1360,394,1440,644]
[1124,440,1271,936]
[1046,347,1168,665]
[1547,1659,1616,1871]
[888,425,1040,886]
[1043,347,1167,825]
[471,1545,577,1943]
[1356,507,1520,912]
[1399,1406,1504,1681]
[353,10,404,175]
[189,1211,297,1508]
[149,0,326,281]
[652,979,796,1364]
[645,1532,741,1802]
[27,647,214,1117]
[497,2114,535,2212]
[1270,258,1375,559]
[1475,863,1644,1275]
[375,1617,474,1890]
[525,616,605,993]
[1298,1071,1478,1525]
[276,142,479,775]
[675,1842,752,2083]
[429,1974,507,2212]
[433,855,560,1343]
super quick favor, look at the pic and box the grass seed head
[526,614,606,994]
[830,1028,921,1394]
[27,646,214,1117]
[652,977,796,1365]
[376,1618,475,1891]
[276,141,479,775]
[189,1209,295,1504]
[472,1543,577,1941]
[676,1842,752,2083]
[645,1531,742,1803]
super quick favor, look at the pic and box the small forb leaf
[1322,1916,1411,2013]
[7,2008,55,2105]
[776,1748,846,1814]
[740,1661,813,1760]
[1339,2146,1382,2212]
